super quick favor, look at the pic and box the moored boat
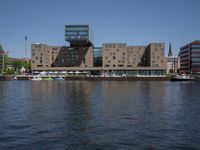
[31,76,42,81]
[170,74,195,81]
[53,77,64,80]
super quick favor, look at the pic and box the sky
[0,0,200,58]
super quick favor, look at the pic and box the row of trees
[0,57,31,75]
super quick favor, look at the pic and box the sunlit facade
[179,41,200,73]
[31,25,167,76]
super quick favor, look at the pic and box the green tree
[5,67,15,75]
[22,61,31,72]
[10,61,22,72]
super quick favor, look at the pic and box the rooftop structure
[65,25,93,47]
[168,43,172,56]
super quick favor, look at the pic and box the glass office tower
[65,25,93,47]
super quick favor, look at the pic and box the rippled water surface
[0,81,200,149]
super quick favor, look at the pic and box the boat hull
[170,77,195,81]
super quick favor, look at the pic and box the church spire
[168,43,172,56]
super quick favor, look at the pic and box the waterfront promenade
[0,74,170,81]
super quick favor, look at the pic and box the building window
[118,64,124,67]
[113,64,115,67]
[105,64,109,67]
[113,56,116,59]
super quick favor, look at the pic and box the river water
[0,81,200,149]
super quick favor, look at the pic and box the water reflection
[0,81,200,149]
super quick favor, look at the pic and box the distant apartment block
[179,41,200,73]
[167,56,180,73]
[31,25,167,75]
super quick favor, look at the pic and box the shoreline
[0,75,170,81]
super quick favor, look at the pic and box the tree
[22,61,31,72]
[11,61,22,72]
[5,67,15,75]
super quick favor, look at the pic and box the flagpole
[25,36,28,63]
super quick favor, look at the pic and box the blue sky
[0,0,200,58]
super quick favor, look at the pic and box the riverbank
[0,75,170,81]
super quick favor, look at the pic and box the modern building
[31,44,93,69]
[32,25,94,70]
[179,41,200,74]
[0,44,4,70]
[166,43,180,74]
[93,47,102,67]
[31,25,167,76]
[65,25,93,47]
[102,43,166,75]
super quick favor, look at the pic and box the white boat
[53,77,64,80]
[170,74,195,81]
[31,76,42,81]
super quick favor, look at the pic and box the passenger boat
[31,76,42,81]
[170,74,195,81]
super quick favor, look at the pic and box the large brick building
[102,43,166,75]
[31,25,167,76]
